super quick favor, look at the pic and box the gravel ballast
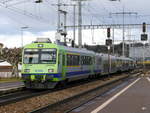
[0,75,130,113]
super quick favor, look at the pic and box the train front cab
[21,43,65,89]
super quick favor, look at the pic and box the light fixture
[35,0,42,3]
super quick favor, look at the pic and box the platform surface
[0,81,24,91]
[71,77,150,113]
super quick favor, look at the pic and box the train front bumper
[22,74,53,82]
[22,73,62,82]
[21,74,61,89]
[24,81,57,89]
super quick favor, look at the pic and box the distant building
[129,46,150,61]
[0,61,22,78]
[0,61,13,78]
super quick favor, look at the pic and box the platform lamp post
[141,22,148,70]
[21,26,28,47]
[106,28,112,78]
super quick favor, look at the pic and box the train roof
[24,42,96,55]
[62,45,96,55]
[24,42,134,60]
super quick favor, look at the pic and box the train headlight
[38,44,43,47]
[24,69,30,73]
[48,69,54,73]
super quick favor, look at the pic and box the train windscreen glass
[40,49,57,64]
[24,49,57,64]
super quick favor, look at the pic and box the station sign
[141,34,148,41]
[106,39,112,46]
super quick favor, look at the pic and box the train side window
[89,57,92,65]
[81,56,84,65]
[85,56,87,65]
[87,56,89,65]
[67,55,71,66]
[90,57,92,65]
[78,55,80,65]
[93,57,95,64]
[67,54,80,66]
[63,55,65,66]
[80,56,92,65]
[77,55,79,65]
[58,54,61,65]
[70,55,73,65]
[99,57,102,65]
[73,55,76,65]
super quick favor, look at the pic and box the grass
[0,77,22,83]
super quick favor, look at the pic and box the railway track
[0,70,141,113]
[0,89,54,106]
[0,73,116,107]
[29,71,141,113]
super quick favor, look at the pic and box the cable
[3,0,31,7]
[83,3,105,24]
[0,1,49,23]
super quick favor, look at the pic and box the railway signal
[107,27,111,38]
[35,0,42,3]
[142,22,146,33]
[106,28,112,46]
[141,22,148,41]
[141,22,148,70]
[106,27,112,77]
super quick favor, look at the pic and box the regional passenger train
[21,38,135,89]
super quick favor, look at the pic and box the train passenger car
[22,40,60,89]
[62,47,96,82]
[137,57,150,68]
[22,38,99,89]
[94,54,103,76]
[100,54,119,75]
[115,57,123,72]
[21,38,134,89]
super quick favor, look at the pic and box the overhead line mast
[78,0,82,48]
[110,10,138,57]
[72,0,89,48]
[52,2,76,46]
[65,23,150,29]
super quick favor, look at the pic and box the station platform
[0,81,24,93]
[71,76,150,113]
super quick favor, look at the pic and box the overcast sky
[0,0,150,47]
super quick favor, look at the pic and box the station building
[0,61,13,78]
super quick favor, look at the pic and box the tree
[0,47,22,77]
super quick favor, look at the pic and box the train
[21,38,135,89]
[136,57,150,68]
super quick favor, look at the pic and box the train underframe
[24,81,58,89]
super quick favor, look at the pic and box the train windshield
[24,49,57,64]
[40,49,57,64]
